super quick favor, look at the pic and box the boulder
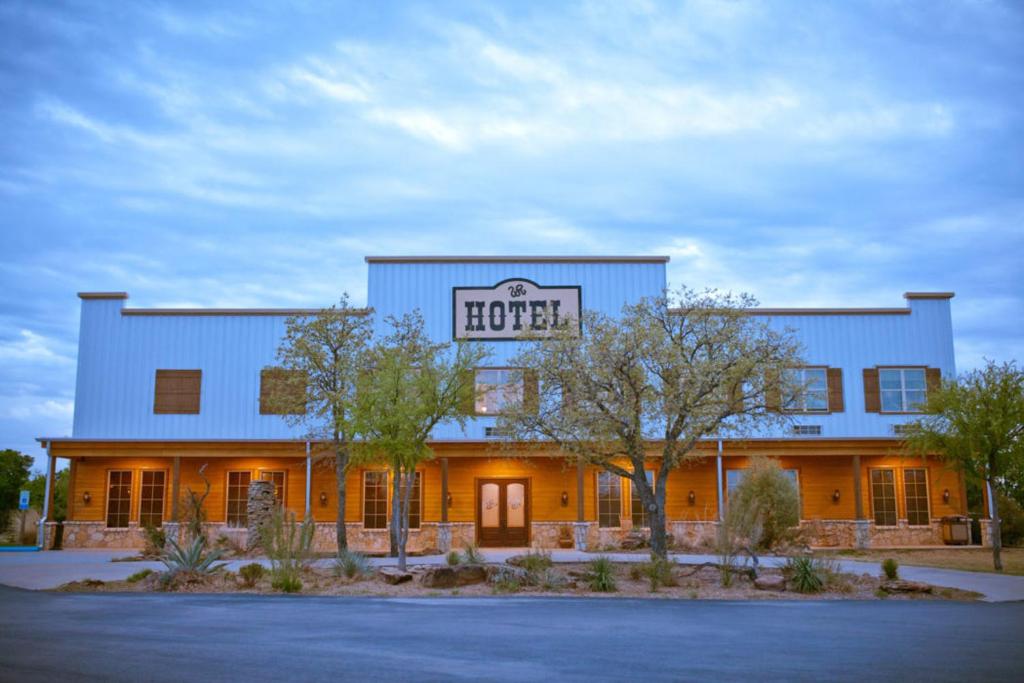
[487,565,530,585]
[620,533,648,550]
[754,575,786,591]
[881,579,933,594]
[420,566,458,588]
[378,567,413,585]
[505,554,531,567]
[454,564,487,586]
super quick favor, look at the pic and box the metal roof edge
[365,255,671,264]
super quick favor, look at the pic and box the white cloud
[0,330,74,366]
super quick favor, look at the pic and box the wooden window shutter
[154,370,201,414]
[827,368,844,413]
[523,369,540,414]
[764,370,781,412]
[260,367,306,415]
[459,368,478,415]
[925,367,942,395]
[862,368,880,413]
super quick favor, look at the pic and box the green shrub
[272,574,302,593]
[239,562,265,587]
[997,493,1024,547]
[881,558,899,580]
[126,568,154,583]
[725,457,800,552]
[492,577,521,594]
[638,556,678,592]
[461,543,484,565]
[446,550,461,566]
[784,556,832,594]
[588,556,617,592]
[715,526,738,588]
[258,508,313,594]
[518,548,553,574]
[334,550,372,579]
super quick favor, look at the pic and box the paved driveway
[1,587,1022,682]
[3,549,1024,601]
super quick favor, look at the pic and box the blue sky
[1,1,1022,465]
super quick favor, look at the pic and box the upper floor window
[153,369,201,414]
[783,368,828,412]
[475,368,523,415]
[879,368,926,413]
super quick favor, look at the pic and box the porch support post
[716,440,724,522]
[170,456,181,522]
[853,454,870,549]
[304,442,312,521]
[37,443,53,548]
[573,459,589,551]
[437,457,452,552]
[576,459,585,522]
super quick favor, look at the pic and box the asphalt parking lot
[1,586,1022,682]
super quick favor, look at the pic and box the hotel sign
[452,278,581,340]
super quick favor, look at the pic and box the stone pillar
[573,522,590,551]
[980,519,994,548]
[437,522,452,553]
[854,520,871,549]
[246,480,276,552]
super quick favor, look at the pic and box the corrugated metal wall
[70,260,955,441]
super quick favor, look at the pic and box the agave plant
[161,536,225,575]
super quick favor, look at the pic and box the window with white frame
[783,367,828,412]
[879,368,927,412]
[226,471,251,527]
[474,368,523,415]
[259,470,286,507]
[106,470,132,528]
[363,471,388,530]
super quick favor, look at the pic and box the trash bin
[941,515,971,545]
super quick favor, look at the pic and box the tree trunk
[989,475,1003,572]
[334,444,348,553]
[647,474,668,559]
[398,468,413,572]
[389,463,401,557]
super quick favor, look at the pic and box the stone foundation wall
[530,522,580,549]
[868,520,943,546]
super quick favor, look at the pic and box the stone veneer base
[50,518,956,551]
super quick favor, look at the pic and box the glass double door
[477,478,529,547]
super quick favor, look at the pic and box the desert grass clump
[881,558,899,580]
[588,556,617,592]
[126,568,154,583]
[518,547,553,574]
[239,562,265,587]
[461,542,484,565]
[638,556,678,592]
[334,550,372,579]
[536,567,568,592]
[446,550,461,566]
[258,508,314,594]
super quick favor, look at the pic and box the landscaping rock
[420,566,458,588]
[487,565,530,585]
[620,533,648,550]
[378,567,413,585]
[754,575,786,591]
[881,579,933,594]
[505,554,531,567]
[454,564,487,586]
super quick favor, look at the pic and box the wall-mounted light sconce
[687,490,696,506]
[832,489,841,503]
[82,491,91,505]
[319,492,328,506]
[446,492,453,508]
[943,489,950,504]
[560,491,569,507]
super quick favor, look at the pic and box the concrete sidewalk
[2,548,1022,601]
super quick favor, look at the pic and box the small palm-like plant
[785,556,829,594]
[446,550,461,566]
[881,558,899,580]
[334,550,372,579]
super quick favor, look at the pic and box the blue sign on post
[19,490,30,510]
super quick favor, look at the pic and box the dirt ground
[55,560,981,601]
[820,547,1024,576]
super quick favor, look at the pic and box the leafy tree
[724,456,800,570]
[271,295,373,552]
[354,311,488,570]
[903,360,1024,571]
[0,449,33,529]
[499,287,802,558]
[26,467,69,522]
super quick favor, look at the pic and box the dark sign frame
[451,277,583,341]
